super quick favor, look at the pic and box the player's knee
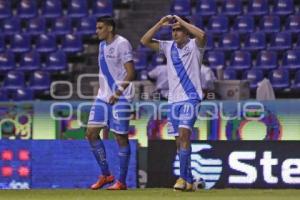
[86,127,99,141]
[115,134,129,147]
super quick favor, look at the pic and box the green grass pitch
[0,189,300,200]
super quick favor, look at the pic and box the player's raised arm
[140,15,173,51]
[173,15,206,48]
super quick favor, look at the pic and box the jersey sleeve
[158,40,170,55]
[119,40,134,65]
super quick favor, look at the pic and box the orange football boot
[107,181,127,190]
[90,175,115,190]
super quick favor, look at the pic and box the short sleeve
[158,40,170,55]
[119,40,133,65]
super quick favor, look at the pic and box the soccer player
[141,15,206,191]
[86,16,135,190]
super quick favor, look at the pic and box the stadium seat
[151,53,166,67]
[76,16,97,36]
[0,0,12,19]
[221,0,242,16]
[0,88,8,101]
[295,35,300,50]
[219,33,240,51]
[2,17,21,36]
[92,0,113,17]
[45,50,67,72]
[133,51,147,70]
[247,0,268,16]
[154,26,172,40]
[0,51,15,72]
[170,0,191,16]
[195,0,217,16]
[229,51,252,70]
[232,16,255,34]
[269,69,290,90]
[207,51,225,69]
[36,34,57,53]
[255,50,278,71]
[273,0,294,16]
[292,70,300,90]
[244,32,266,51]
[207,16,229,34]
[17,50,40,72]
[61,34,83,53]
[9,34,31,53]
[17,0,37,19]
[285,15,300,34]
[28,71,51,92]
[67,0,88,18]
[12,88,34,101]
[282,50,300,70]
[26,17,47,36]
[259,15,281,33]
[243,69,264,89]
[268,32,292,51]
[51,16,72,36]
[41,0,62,19]
[0,34,4,52]
[223,68,237,80]
[3,71,26,91]
[205,34,214,50]
[191,14,203,28]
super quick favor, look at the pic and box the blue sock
[89,140,110,176]
[179,148,190,181]
[118,145,130,185]
[186,148,193,184]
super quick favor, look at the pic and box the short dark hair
[97,16,116,33]
[178,15,191,24]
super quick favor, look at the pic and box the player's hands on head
[159,15,175,26]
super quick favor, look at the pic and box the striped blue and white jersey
[97,35,134,102]
[159,38,204,103]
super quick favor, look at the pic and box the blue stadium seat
[170,0,191,16]
[61,34,83,53]
[259,15,281,33]
[219,33,240,51]
[45,50,67,72]
[247,0,268,16]
[292,70,300,90]
[76,16,97,36]
[195,0,217,16]
[243,69,264,89]
[154,26,172,40]
[36,34,57,53]
[0,0,12,19]
[233,16,255,34]
[207,51,225,69]
[67,0,88,18]
[191,14,203,28]
[0,51,15,72]
[244,32,266,51]
[29,71,51,92]
[2,17,21,36]
[229,51,252,70]
[205,34,214,50]
[256,51,278,71]
[51,16,72,36]
[273,0,294,16]
[41,0,62,19]
[3,71,25,91]
[17,50,40,72]
[282,50,300,70]
[17,0,37,19]
[268,32,292,51]
[133,51,147,70]
[221,0,242,16]
[9,34,31,53]
[93,0,113,17]
[207,16,229,34]
[0,88,8,101]
[151,53,166,67]
[295,35,300,50]
[0,34,4,52]
[12,88,34,101]
[223,68,237,80]
[269,69,290,90]
[285,15,300,34]
[26,17,47,36]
